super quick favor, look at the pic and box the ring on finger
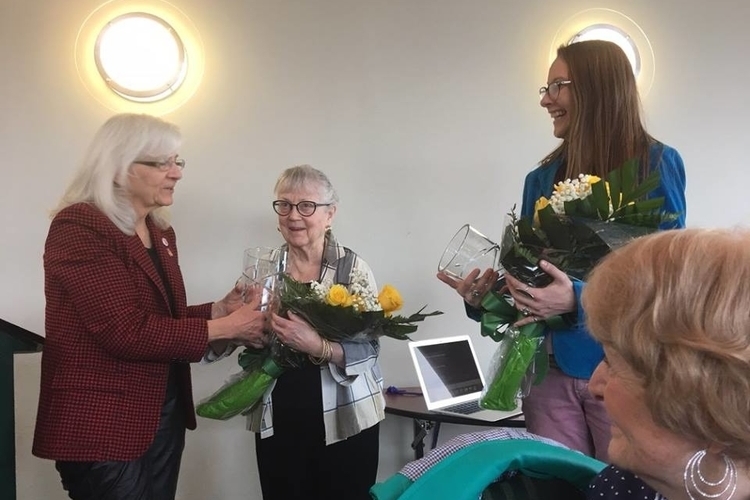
[471,289,481,298]
[521,307,530,317]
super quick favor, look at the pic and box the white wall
[2,0,749,498]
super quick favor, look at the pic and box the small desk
[384,387,526,459]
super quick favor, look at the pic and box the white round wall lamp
[75,0,204,114]
[549,8,654,97]
[569,23,641,78]
[94,12,187,102]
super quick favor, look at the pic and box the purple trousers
[521,362,611,461]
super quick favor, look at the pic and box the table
[384,387,526,459]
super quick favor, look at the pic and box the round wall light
[569,23,640,77]
[549,8,654,97]
[75,0,204,115]
[94,12,187,102]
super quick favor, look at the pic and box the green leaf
[589,180,610,219]
[618,158,638,197]
[517,216,546,247]
[631,197,665,211]
[538,211,573,251]
[577,195,598,219]
[562,198,582,217]
[621,169,661,205]
[608,171,623,212]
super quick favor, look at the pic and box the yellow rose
[533,196,549,226]
[326,284,353,307]
[378,285,403,315]
[534,196,549,212]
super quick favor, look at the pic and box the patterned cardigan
[248,231,386,444]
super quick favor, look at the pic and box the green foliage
[280,274,442,342]
[196,276,443,422]
[500,159,680,283]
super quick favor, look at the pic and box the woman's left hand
[505,260,576,327]
[270,311,322,355]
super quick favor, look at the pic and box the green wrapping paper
[477,290,548,411]
[479,323,544,411]
[195,357,285,420]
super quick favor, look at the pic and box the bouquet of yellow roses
[196,270,442,420]
[479,159,679,411]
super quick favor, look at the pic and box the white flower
[310,269,383,312]
[310,280,332,301]
[548,174,599,214]
[348,269,382,312]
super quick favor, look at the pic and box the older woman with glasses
[249,164,384,500]
[583,228,750,500]
[34,113,267,500]
[438,40,686,460]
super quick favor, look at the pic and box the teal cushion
[371,439,605,500]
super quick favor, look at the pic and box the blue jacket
[518,142,686,378]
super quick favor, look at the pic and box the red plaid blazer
[33,203,212,461]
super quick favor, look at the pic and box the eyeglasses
[135,157,186,171]
[272,200,332,217]
[539,80,572,101]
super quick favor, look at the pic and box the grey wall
[2,0,749,498]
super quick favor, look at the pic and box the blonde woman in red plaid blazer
[34,113,267,500]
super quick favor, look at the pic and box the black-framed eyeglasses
[539,80,572,101]
[135,157,186,171]
[272,200,332,217]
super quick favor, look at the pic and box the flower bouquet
[500,159,678,285]
[479,159,679,411]
[196,269,442,420]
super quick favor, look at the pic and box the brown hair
[542,40,655,180]
[582,229,750,460]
